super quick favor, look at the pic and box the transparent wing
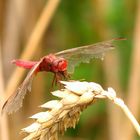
[56,38,122,73]
[2,59,43,114]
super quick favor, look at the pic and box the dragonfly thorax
[39,54,68,73]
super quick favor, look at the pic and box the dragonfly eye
[58,59,68,71]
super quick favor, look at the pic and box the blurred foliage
[43,0,137,139]
[1,0,139,140]
[45,0,136,91]
[42,0,138,139]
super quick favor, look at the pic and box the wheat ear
[22,81,140,140]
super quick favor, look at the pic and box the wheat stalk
[22,81,140,140]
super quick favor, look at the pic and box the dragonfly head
[52,58,68,72]
[57,58,68,71]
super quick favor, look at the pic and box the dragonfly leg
[51,71,70,89]
[55,73,61,84]
[52,73,56,88]
[60,71,71,80]
[52,73,62,87]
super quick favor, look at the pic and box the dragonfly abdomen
[12,59,37,69]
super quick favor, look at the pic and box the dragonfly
[2,38,124,114]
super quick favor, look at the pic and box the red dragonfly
[2,38,124,114]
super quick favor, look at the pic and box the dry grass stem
[0,43,9,140]
[22,81,140,140]
[123,2,140,140]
